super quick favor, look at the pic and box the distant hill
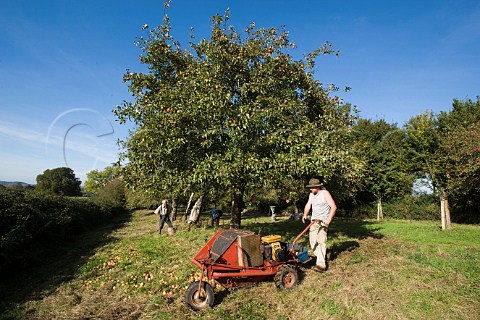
[0,181,34,189]
[0,181,29,185]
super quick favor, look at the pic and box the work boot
[312,265,326,273]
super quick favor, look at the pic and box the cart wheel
[274,265,299,290]
[185,281,215,311]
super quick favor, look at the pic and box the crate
[296,250,309,263]
[287,244,309,263]
[237,234,263,267]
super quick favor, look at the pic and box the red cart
[185,222,315,310]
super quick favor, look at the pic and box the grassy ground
[1,211,478,319]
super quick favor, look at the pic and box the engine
[261,235,287,262]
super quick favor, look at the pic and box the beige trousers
[309,222,328,268]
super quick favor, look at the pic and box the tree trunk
[440,190,452,230]
[440,199,446,229]
[445,199,451,229]
[293,200,300,220]
[185,192,195,221]
[188,195,203,224]
[230,187,245,229]
[377,197,383,221]
[171,198,177,221]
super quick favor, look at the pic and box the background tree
[95,179,126,209]
[405,98,480,227]
[85,166,119,193]
[36,167,81,196]
[437,98,480,222]
[353,119,412,220]
[114,9,358,228]
[404,111,452,228]
[404,112,439,181]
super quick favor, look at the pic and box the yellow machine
[261,235,285,261]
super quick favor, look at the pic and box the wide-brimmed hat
[306,178,323,188]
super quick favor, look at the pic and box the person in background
[155,199,174,235]
[302,178,337,272]
[211,208,223,227]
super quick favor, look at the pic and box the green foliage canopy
[353,119,412,203]
[36,167,81,196]
[437,98,480,212]
[405,97,480,219]
[405,111,441,190]
[85,166,119,193]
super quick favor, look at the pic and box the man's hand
[302,215,307,224]
[324,218,332,226]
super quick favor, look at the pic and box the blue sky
[1,0,479,184]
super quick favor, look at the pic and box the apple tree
[114,10,358,228]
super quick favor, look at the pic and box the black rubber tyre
[184,281,215,311]
[274,265,299,290]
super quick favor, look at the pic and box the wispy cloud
[0,114,120,178]
[0,120,45,144]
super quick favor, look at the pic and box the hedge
[0,189,124,273]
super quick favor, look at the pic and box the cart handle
[290,220,316,254]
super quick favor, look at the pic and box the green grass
[371,219,480,246]
[1,212,478,319]
[373,220,480,286]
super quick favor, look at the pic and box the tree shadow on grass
[328,241,360,262]
[329,219,383,240]
[0,210,132,316]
